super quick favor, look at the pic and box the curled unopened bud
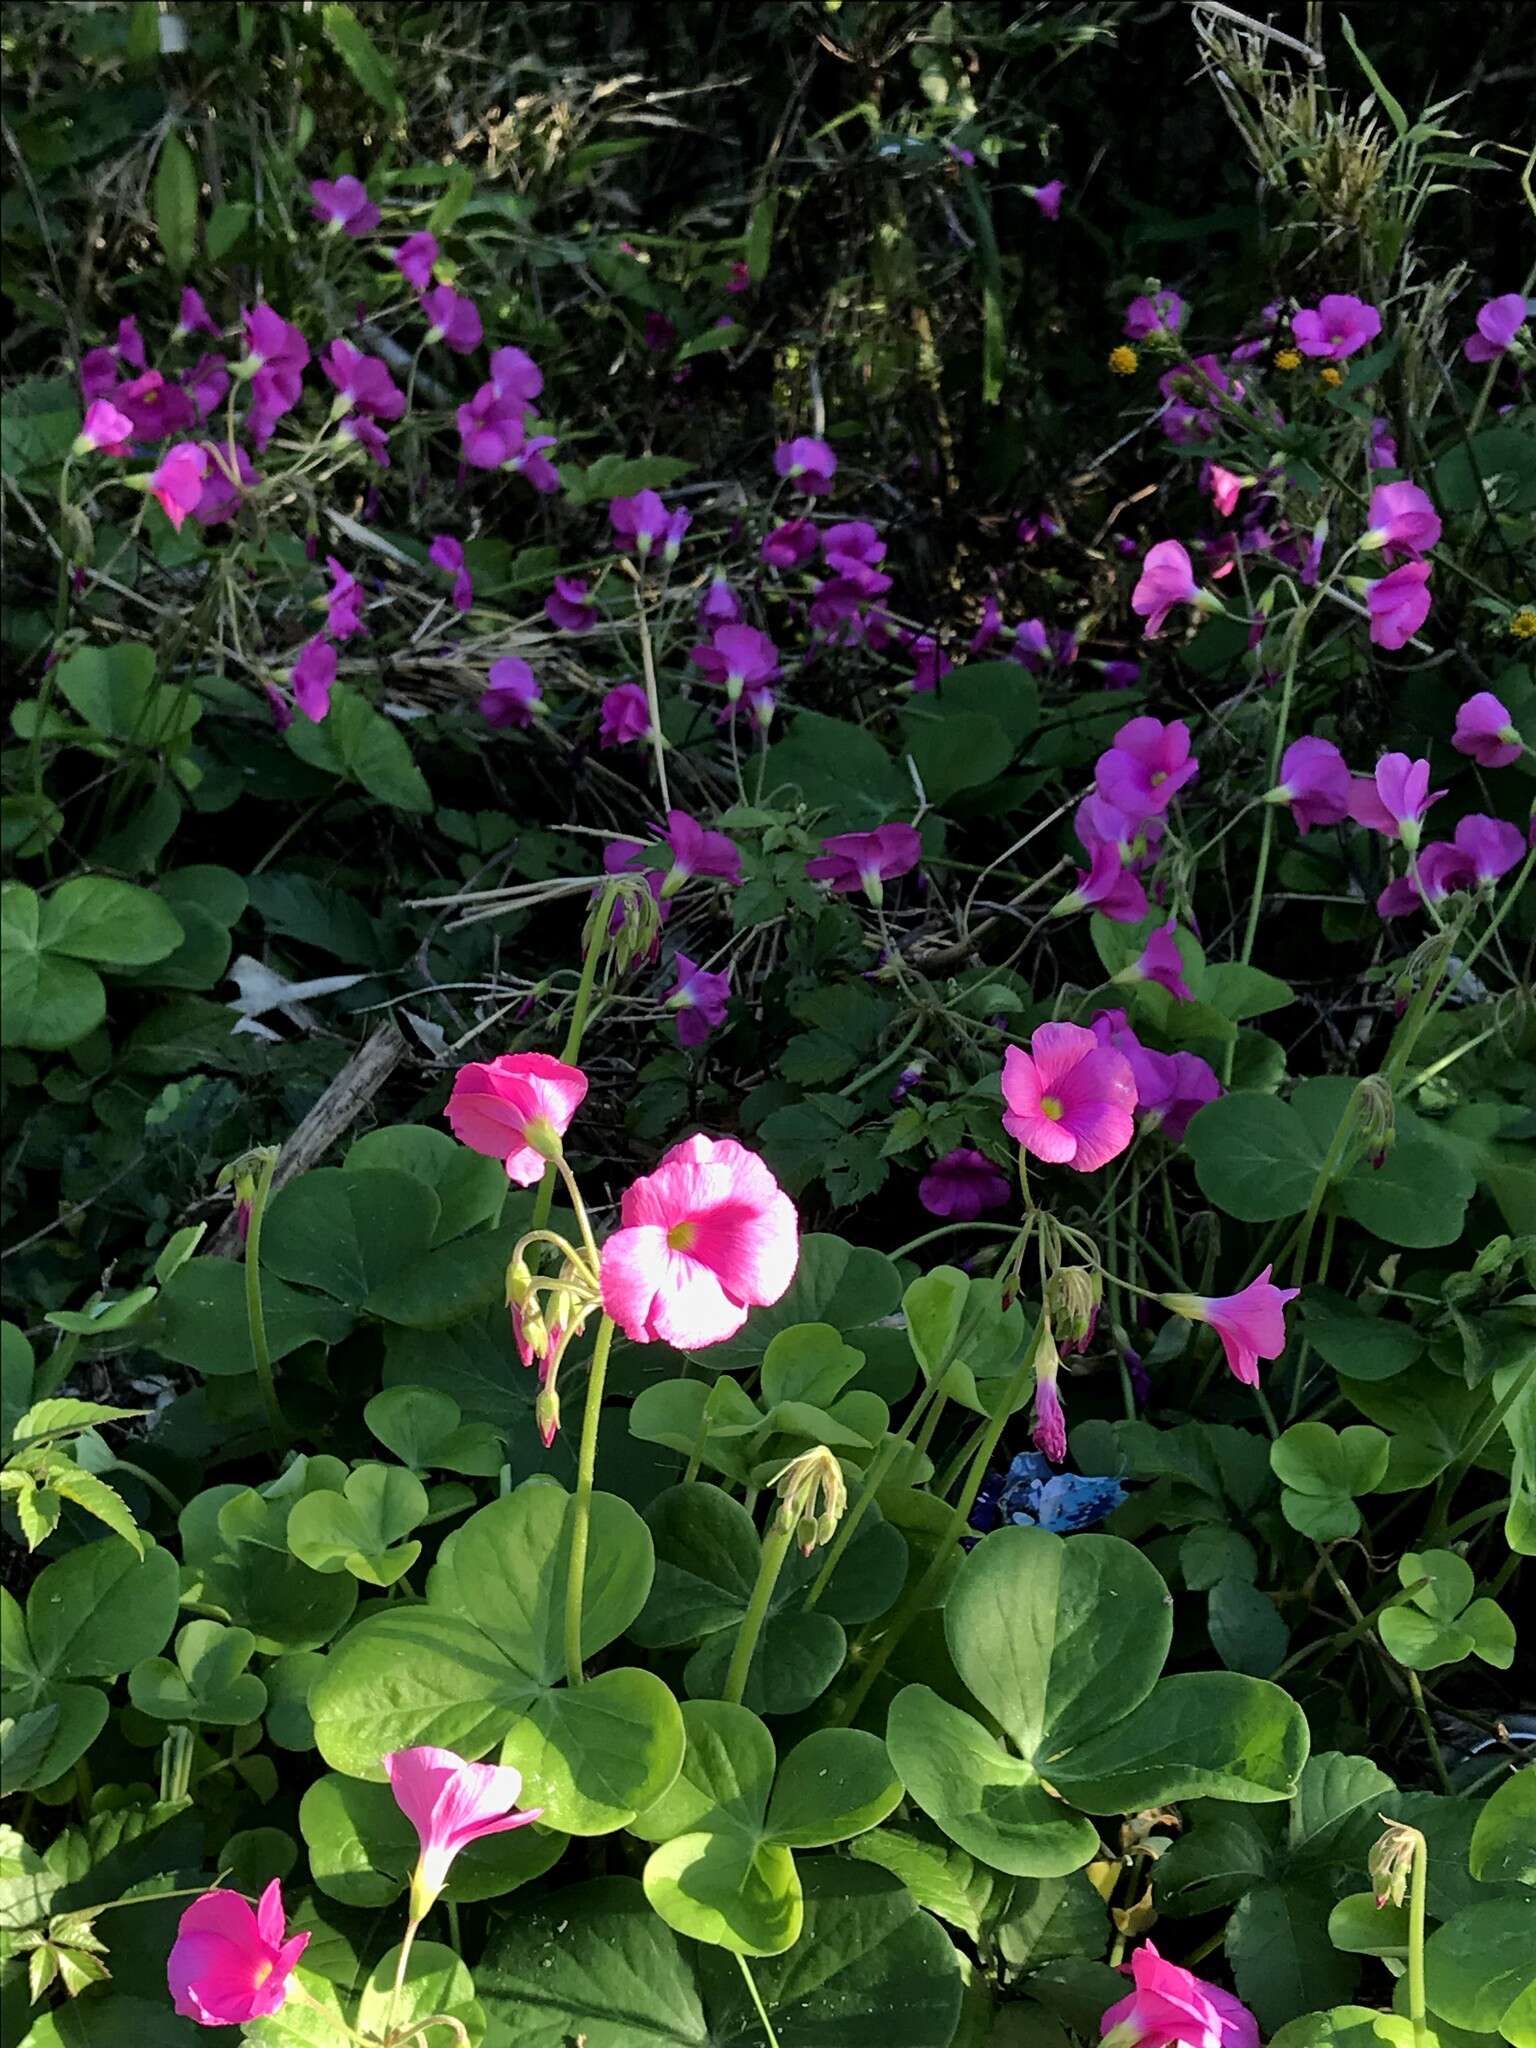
[1047,1266,1101,1352]
[1353,1074,1395,1171]
[769,1446,847,1556]
[506,1255,534,1310]
[535,1383,560,1450]
[1369,1817,1423,1910]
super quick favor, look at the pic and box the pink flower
[1026,179,1064,219]
[600,683,651,748]
[773,436,837,495]
[243,304,309,381]
[918,1148,1011,1221]
[661,811,741,894]
[600,1134,799,1348]
[1291,294,1382,360]
[1362,481,1441,561]
[325,557,366,640]
[146,443,209,531]
[310,175,380,237]
[1100,1939,1258,2048]
[1162,1267,1298,1388]
[1122,920,1193,1000]
[321,338,406,420]
[1077,796,1164,873]
[193,442,258,526]
[805,823,922,906]
[429,534,474,613]
[80,348,121,400]
[174,287,220,341]
[1001,1022,1137,1173]
[1380,816,1525,917]
[1143,1048,1222,1144]
[1124,291,1185,341]
[1352,752,1445,848]
[1463,293,1529,364]
[1056,839,1150,924]
[445,1052,588,1185]
[1451,813,1525,884]
[393,232,439,292]
[480,657,542,728]
[1366,561,1431,649]
[1032,1346,1067,1464]
[457,382,525,469]
[668,954,731,1048]
[115,316,146,369]
[822,521,886,573]
[1269,736,1352,832]
[421,284,483,354]
[168,1880,309,2027]
[1096,716,1199,820]
[74,399,135,457]
[1453,691,1521,769]
[761,518,819,570]
[1132,541,1207,638]
[291,636,336,722]
[692,623,779,701]
[384,1746,542,1919]
[512,432,560,494]
[489,346,544,406]
[727,259,752,294]
[1206,466,1250,518]
[1369,418,1398,469]
[546,575,597,633]
[117,368,197,440]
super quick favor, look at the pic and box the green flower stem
[803,1372,946,1611]
[1407,1672,1454,1796]
[887,1220,1019,1262]
[242,1149,288,1454]
[1407,1818,1429,2048]
[626,565,671,813]
[834,1317,1043,1727]
[530,881,620,1240]
[1288,1089,1361,1286]
[723,1515,795,1705]
[385,1915,423,2048]
[563,1313,617,1689]
[735,1953,783,2048]
[1426,1353,1536,1543]
[837,1017,927,1100]
[1406,851,1533,1060]
[30,453,76,795]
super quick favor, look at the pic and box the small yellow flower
[1510,608,1536,639]
[1274,347,1302,372]
[1318,366,1344,389]
[1108,344,1139,376]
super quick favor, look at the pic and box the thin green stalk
[629,568,671,813]
[1407,1673,1454,1795]
[1407,1829,1429,2048]
[563,1314,616,1688]
[385,1916,423,2048]
[735,1953,782,2048]
[242,1150,287,1453]
[837,1017,926,1100]
[1289,1091,1360,1285]
[804,1373,945,1610]
[530,882,619,1239]
[723,1517,795,1704]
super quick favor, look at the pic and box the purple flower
[644,311,677,354]
[480,658,542,728]
[311,175,380,238]
[114,316,146,369]
[193,443,258,526]
[1464,293,1529,364]
[393,232,439,292]
[321,338,406,420]
[805,824,922,906]
[773,436,837,495]
[695,576,741,631]
[1378,815,1525,916]
[1369,418,1399,469]
[510,433,560,494]
[243,305,309,381]
[1269,736,1352,832]
[691,624,779,701]
[599,683,651,748]
[174,288,220,341]
[325,557,366,640]
[727,260,752,294]
[1156,354,1232,443]
[1362,481,1440,561]
[609,490,672,557]
[1351,753,1446,849]
[905,632,951,694]
[970,594,1005,656]
[339,414,391,467]
[546,576,597,633]
[919,1148,1011,1221]
[421,285,483,354]
[182,353,229,420]
[822,520,886,572]
[1099,659,1142,689]
[1055,840,1149,924]
[291,636,336,722]
[1453,692,1522,769]
[667,954,730,1048]
[429,534,474,613]
[761,518,819,570]
[1292,294,1381,359]
[1026,179,1063,220]
[1076,793,1163,872]
[1124,291,1186,342]
[80,348,120,400]
[661,811,741,894]
[1132,540,1208,638]
[116,369,197,441]
[456,383,525,468]
[144,443,208,530]
[1366,561,1431,649]
[1092,1011,1219,1143]
[1096,716,1198,821]
[488,346,544,406]
[1122,920,1193,1000]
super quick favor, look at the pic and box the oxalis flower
[1002,1022,1137,1174]
[919,1148,1012,1221]
[445,1053,588,1185]
[1100,1939,1259,2048]
[805,824,922,906]
[74,399,135,458]
[384,1746,542,1923]
[667,954,731,1048]
[773,435,837,495]
[1349,752,1446,851]
[1291,293,1381,360]
[1463,292,1529,364]
[691,623,779,701]
[480,657,542,729]
[600,1134,799,1348]
[1097,715,1199,820]
[1159,1267,1299,1387]
[290,636,336,723]
[310,174,380,238]
[546,575,597,633]
[1131,541,1220,638]
[421,284,483,354]
[599,683,651,748]
[141,442,209,531]
[1054,839,1149,925]
[168,1879,309,2027]
[393,231,439,292]
[1360,481,1441,561]
[1453,691,1522,769]
[1265,736,1351,833]
[1116,920,1193,1001]
[1364,561,1432,650]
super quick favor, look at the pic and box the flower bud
[1047,1266,1101,1349]
[535,1383,560,1449]
[769,1446,847,1556]
[506,1255,534,1309]
[1368,1818,1422,1909]
[1353,1074,1395,1171]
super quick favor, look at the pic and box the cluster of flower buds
[505,1246,601,1448]
[769,1446,848,1556]
[1352,1075,1396,1173]
[1046,1264,1102,1356]
[1368,1817,1423,1910]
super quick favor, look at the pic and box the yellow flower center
[1318,366,1343,389]
[1108,345,1138,376]
[252,1961,274,1988]
[1509,608,1536,639]
[1274,348,1302,372]
[1039,1095,1064,1121]
[667,1221,698,1252]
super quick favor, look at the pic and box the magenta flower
[661,811,742,894]
[168,1880,309,2027]
[1056,840,1150,925]
[393,231,439,292]
[1097,716,1199,820]
[1100,1938,1259,2048]
[1352,752,1445,849]
[1450,813,1525,885]
[291,636,336,722]
[1162,1267,1298,1388]
[822,520,886,572]
[429,534,474,613]
[773,436,837,495]
[1362,481,1441,561]
[644,310,677,354]
[1453,691,1522,769]
[421,284,483,354]
[512,431,561,494]
[1369,417,1399,469]
[1366,561,1431,649]
[727,259,752,294]
[325,557,366,640]
[1002,1022,1138,1173]
[1026,179,1064,220]
[698,575,743,629]
[117,368,197,440]
[80,348,121,400]
[668,954,731,1048]
[115,315,146,369]
[456,382,525,469]
[805,823,922,906]
[1032,1344,1067,1464]
[919,1148,1011,1221]
[320,338,406,420]
[74,399,135,457]
[692,623,779,701]
[1291,293,1382,360]
[1121,920,1193,1000]
[1100,659,1142,689]
[446,1052,588,1184]
[481,657,542,728]
[182,353,230,420]
[486,346,543,407]
[1097,1013,1221,1145]
[1264,735,1350,833]
[1381,815,1525,917]
[174,287,220,341]
[1206,465,1250,518]
[1132,541,1211,638]
[339,413,392,468]
[193,442,257,526]
[610,490,672,557]
[599,682,651,748]
[600,1134,799,1349]
[1463,293,1529,364]
[906,632,952,694]
[970,594,1006,656]
[1076,794,1163,873]
[546,575,597,633]
[145,443,209,531]
[310,174,380,238]
[761,518,819,570]
[384,1747,542,1920]
[243,304,309,381]
[1124,291,1185,342]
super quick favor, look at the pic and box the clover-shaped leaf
[888,1527,1308,1878]
[129,1619,268,1725]
[904,1267,1026,1415]
[310,1478,683,1836]
[1378,1548,1516,1672]
[363,1385,504,1476]
[630,1700,901,1955]
[287,1463,429,1587]
[179,1469,358,1654]
[1271,1422,1390,1540]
